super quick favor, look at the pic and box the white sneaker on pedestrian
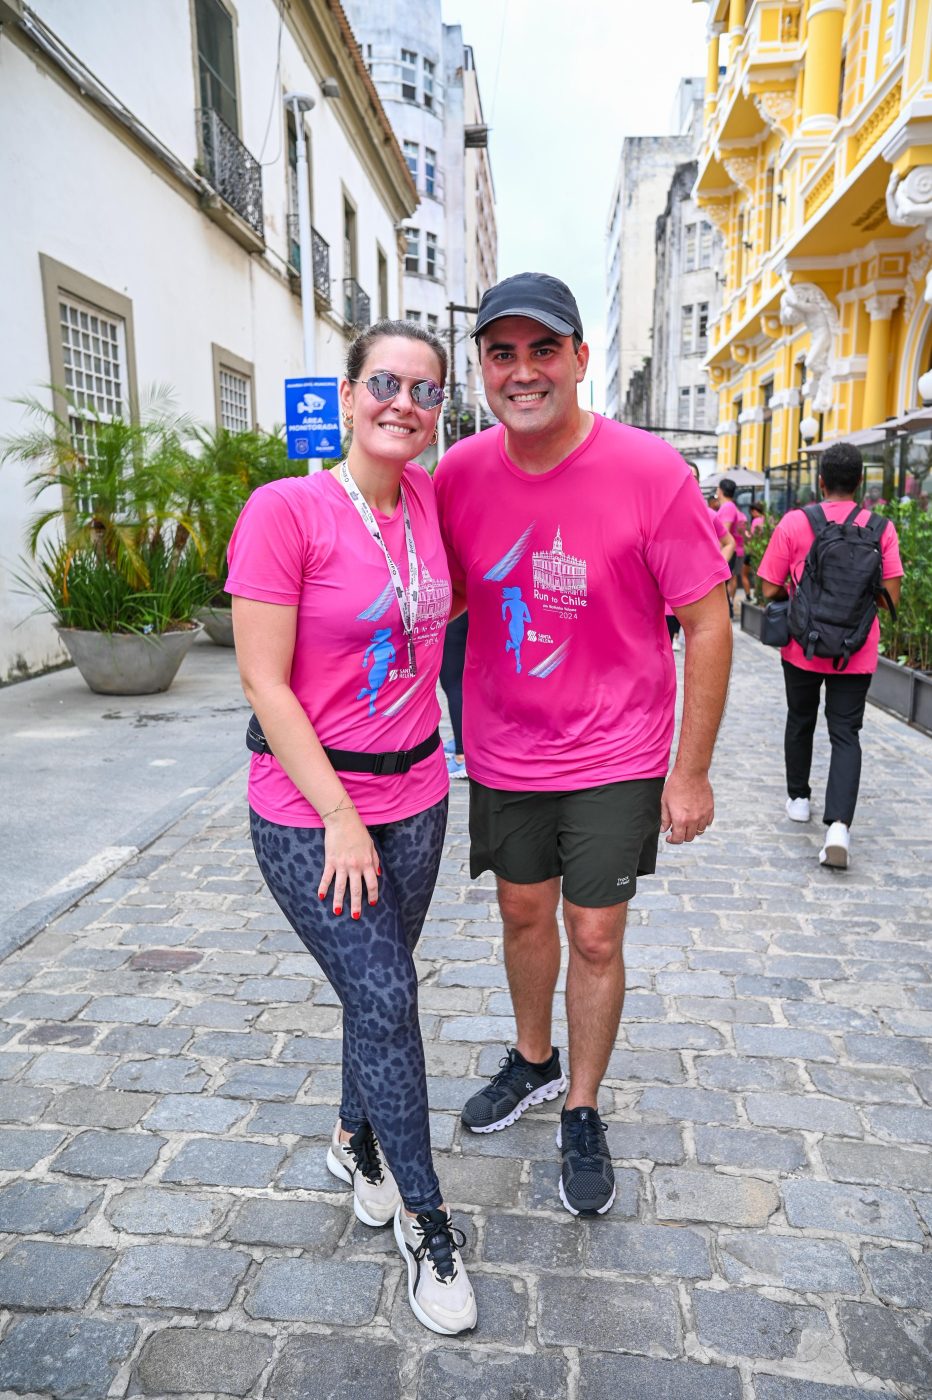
[672,634,682,652]
[393,1205,477,1335]
[446,753,468,780]
[820,821,850,869]
[785,797,811,823]
[326,1121,400,1227]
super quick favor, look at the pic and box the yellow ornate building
[694,0,932,478]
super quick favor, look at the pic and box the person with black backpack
[756,442,903,869]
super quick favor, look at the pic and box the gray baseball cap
[471,272,584,340]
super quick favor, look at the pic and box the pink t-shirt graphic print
[226,465,450,827]
[436,415,731,792]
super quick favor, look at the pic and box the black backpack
[788,503,896,671]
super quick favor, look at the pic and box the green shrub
[878,500,932,672]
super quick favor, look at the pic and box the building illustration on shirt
[532,528,587,597]
[417,562,450,623]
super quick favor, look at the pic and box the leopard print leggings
[249,798,448,1212]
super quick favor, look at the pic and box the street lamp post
[285,93,316,378]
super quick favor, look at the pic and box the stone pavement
[0,630,930,1400]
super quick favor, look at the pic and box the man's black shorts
[468,777,664,908]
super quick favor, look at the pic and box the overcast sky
[439,0,709,411]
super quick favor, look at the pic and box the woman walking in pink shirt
[226,321,476,1336]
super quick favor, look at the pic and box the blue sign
[285,376,341,460]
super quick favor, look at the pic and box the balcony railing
[197,108,263,239]
[343,278,371,331]
[287,219,332,306]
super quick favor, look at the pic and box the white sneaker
[672,634,682,652]
[326,1121,400,1227]
[820,821,850,869]
[785,797,811,823]
[393,1205,477,1335]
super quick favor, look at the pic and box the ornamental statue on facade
[886,168,932,303]
[779,274,840,414]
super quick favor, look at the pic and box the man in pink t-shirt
[435,272,732,1218]
[757,441,902,870]
[715,478,747,617]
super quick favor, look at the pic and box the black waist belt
[246,714,441,777]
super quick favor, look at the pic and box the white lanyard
[339,462,419,675]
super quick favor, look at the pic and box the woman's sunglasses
[352,371,445,409]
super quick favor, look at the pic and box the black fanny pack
[246,714,441,777]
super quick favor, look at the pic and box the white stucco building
[650,159,722,468]
[0,0,417,680]
[343,0,497,430]
[605,78,703,423]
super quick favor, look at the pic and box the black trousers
[782,660,872,827]
[439,612,468,753]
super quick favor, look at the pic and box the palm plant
[1,389,207,632]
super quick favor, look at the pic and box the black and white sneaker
[557,1106,615,1216]
[461,1046,567,1133]
[394,1206,477,1335]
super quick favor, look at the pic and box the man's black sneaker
[461,1046,567,1133]
[557,1106,615,1216]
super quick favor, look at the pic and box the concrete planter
[740,601,765,639]
[911,670,932,736]
[868,655,915,723]
[196,605,235,648]
[55,624,202,695]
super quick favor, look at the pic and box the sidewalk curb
[0,753,247,964]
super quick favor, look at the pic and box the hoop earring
[430,429,438,446]
[342,415,353,429]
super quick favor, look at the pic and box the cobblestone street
[0,630,930,1399]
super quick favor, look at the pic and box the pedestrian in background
[436,272,732,1218]
[226,319,476,1336]
[756,441,902,869]
[715,477,747,618]
[667,461,735,651]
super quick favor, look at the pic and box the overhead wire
[257,0,286,166]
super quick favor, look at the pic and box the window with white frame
[401,49,417,101]
[697,303,709,354]
[678,387,691,429]
[403,140,419,182]
[695,384,707,429]
[405,309,421,322]
[59,296,127,459]
[405,227,420,273]
[218,365,250,433]
[425,231,438,277]
[423,57,435,109]
[426,313,438,330]
[699,221,713,269]
[684,223,697,272]
[424,147,436,197]
[681,304,695,354]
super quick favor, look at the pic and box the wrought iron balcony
[286,220,332,306]
[196,107,263,240]
[343,278,371,331]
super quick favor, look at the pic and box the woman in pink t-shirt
[227,321,476,1335]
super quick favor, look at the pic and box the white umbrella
[699,468,769,490]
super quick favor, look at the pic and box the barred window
[218,365,250,433]
[59,296,127,460]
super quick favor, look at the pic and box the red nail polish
[352,911,360,920]
[369,898,377,906]
[318,892,325,900]
[334,906,342,915]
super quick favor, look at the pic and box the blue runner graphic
[501,586,532,673]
